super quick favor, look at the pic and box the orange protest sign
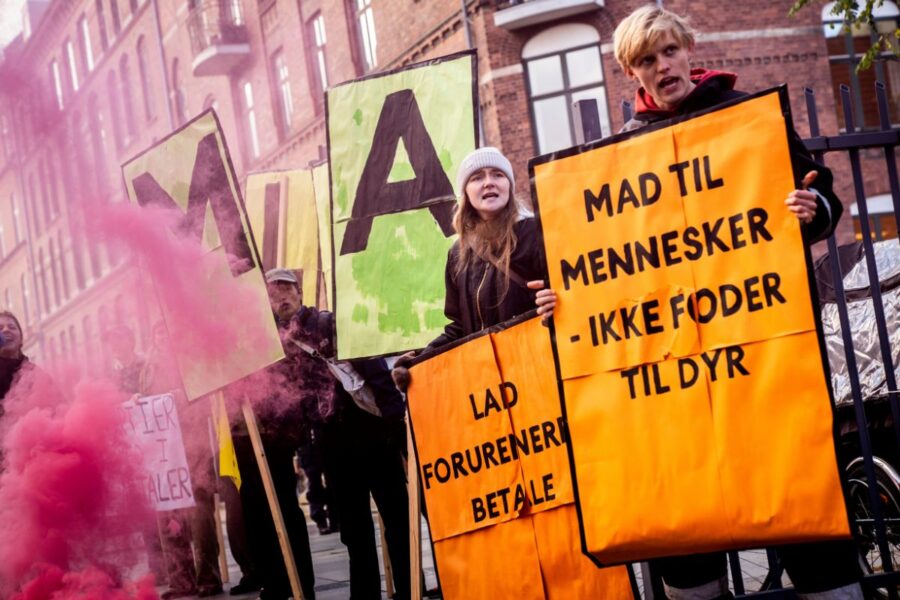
[531,88,849,565]
[408,316,633,599]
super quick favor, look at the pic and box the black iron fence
[574,83,900,598]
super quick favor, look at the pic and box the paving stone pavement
[152,500,784,599]
[155,501,438,600]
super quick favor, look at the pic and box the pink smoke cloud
[0,373,157,598]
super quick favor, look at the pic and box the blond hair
[613,5,695,70]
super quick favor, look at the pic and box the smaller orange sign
[408,316,634,600]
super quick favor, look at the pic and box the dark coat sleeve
[426,245,465,351]
[787,128,843,243]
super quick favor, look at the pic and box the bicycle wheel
[846,457,900,597]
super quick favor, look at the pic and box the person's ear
[624,66,636,81]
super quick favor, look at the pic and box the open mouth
[658,76,680,91]
[482,192,499,201]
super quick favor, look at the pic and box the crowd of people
[0,5,874,600]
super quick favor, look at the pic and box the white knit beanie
[456,147,515,201]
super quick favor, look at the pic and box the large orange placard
[408,316,633,599]
[531,89,849,564]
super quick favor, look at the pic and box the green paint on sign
[351,213,450,336]
[352,108,363,126]
[387,139,415,183]
[425,307,446,329]
[439,148,454,174]
[352,303,369,323]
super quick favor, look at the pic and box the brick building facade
[0,0,896,364]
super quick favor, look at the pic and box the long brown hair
[452,176,521,299]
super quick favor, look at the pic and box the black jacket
[428,217,545,350]
[622,70,842,243]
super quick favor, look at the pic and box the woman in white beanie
[393,147,552,388]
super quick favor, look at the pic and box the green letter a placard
[326,50,477,359]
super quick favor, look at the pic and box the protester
[0,311,34,404]
[105,323,167,586]
[267,267,410,600]
[139,321,223,599]
[320,357,410,600]
[531,6,861,600]
[106,323,146,399]
[229,268,321,600]
[392,146,546,391]
[297,416,339,536]
[218,475,263,596]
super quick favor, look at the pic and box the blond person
[544,6,857,600]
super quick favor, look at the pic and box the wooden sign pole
[407,417,423,600]
[206,408,229,584]
[378,512,394,598]
[242,400,305,600]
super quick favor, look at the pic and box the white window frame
[11,194,21,243]
[66,39,80,91]
[313,14,328,89]
[79,16,95,72]
[51,60,65,109]
[355,0,377,71]
[242,82,260,159]
[274,52,294,133]
[522,24,611,154]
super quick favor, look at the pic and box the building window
[823,0,900,128]
[107,70,124,150]
[522,24,611,154]
[58,233,70,299]
[110,0,121,35]
[79,15,95,72]
[47,156,60,220]
[272,51,294,136]
[50,59,65,110]
[49,239,61,307]
[88,93,110,194]
[306,12,328,111]
[96,0,109,51]
[171,59,187,126]
[28,175,41,236]
[352,0,377,72]
[11,194,22,244]
[39,248,50,312]
[65,39,80,92]
[136,37,154,121]
[21,274,30,325]
[0,113,13,162]
[852,195,899,241]
[242,81,260,159]
[120,55,138,140]
[38,161,52,225]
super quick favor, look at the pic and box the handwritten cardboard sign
[123,393,195,512]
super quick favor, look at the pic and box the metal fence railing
[574,83,900,598]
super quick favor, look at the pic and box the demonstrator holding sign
[533,6,861,600]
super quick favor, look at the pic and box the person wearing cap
[228,267,323,600]
[264,268,411,600]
